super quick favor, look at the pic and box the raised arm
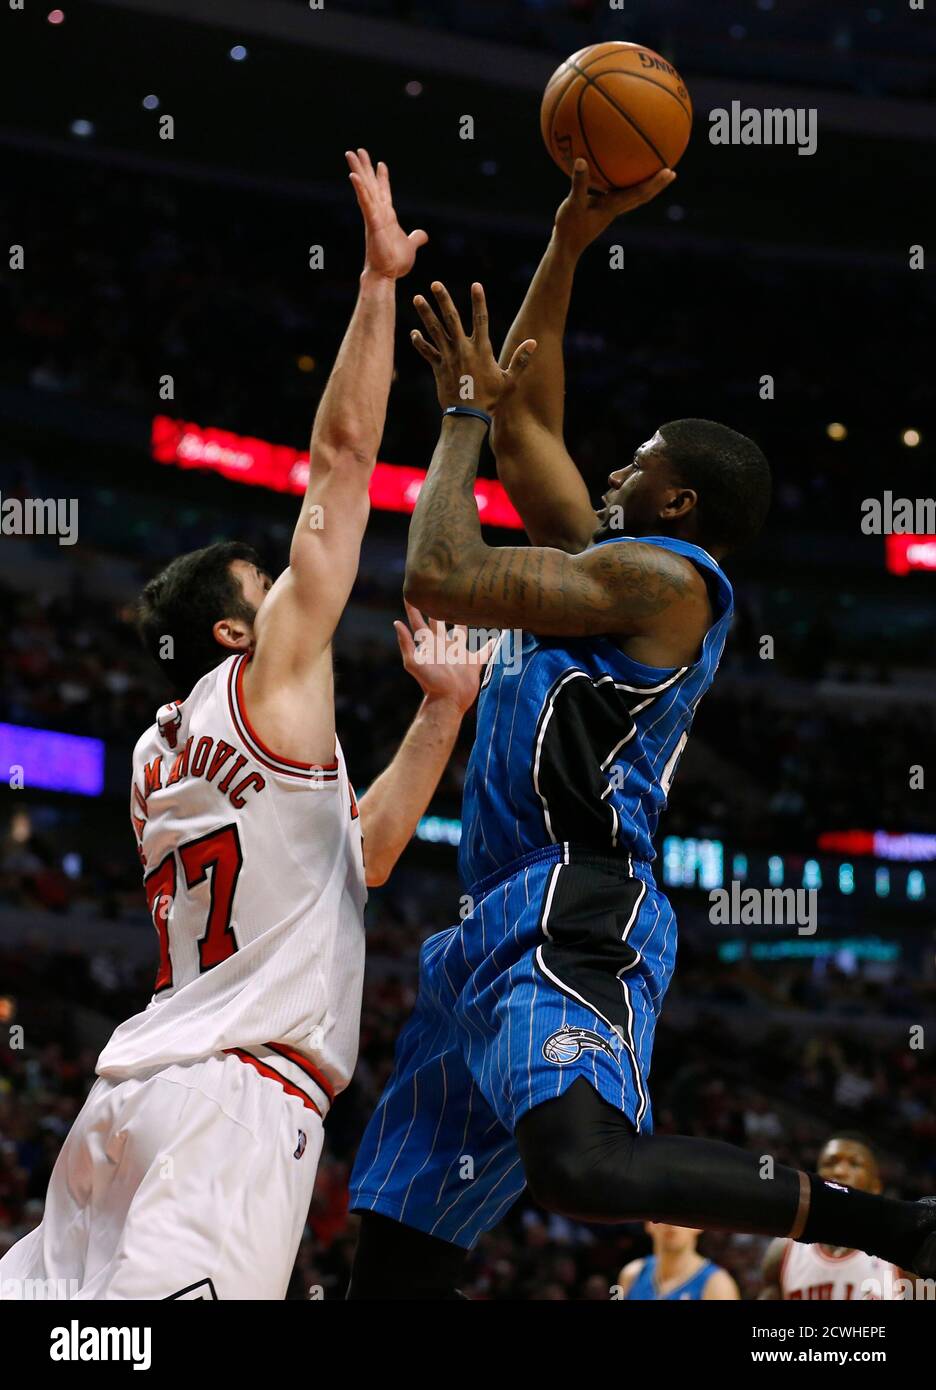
[491,160,674,553]
[244,150,426,764]
[357,604,490,886]
[405,282,708,664]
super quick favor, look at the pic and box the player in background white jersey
[760,1134,902,1300]
[0,150,485,1301]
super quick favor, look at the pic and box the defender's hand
[411,281,536,414]
[395,601,495,714]
[346,148,428,281]
[554,158,675,258]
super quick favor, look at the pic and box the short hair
[658,418,771,552]
[821,1130,878,1160]
[137,541,264,696]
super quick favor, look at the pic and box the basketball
[540,41,693,190]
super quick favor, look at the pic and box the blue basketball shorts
[349,846,677,1249]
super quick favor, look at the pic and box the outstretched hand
[346,148,428,281]
[394,600,496,714]
[554,158,676,258]
[410,280,537,415]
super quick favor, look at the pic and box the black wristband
[443,405,492,429]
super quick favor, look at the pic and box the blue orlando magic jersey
[625,1256,719,1301]
[350,537,734,1245]
[458,536,733,892]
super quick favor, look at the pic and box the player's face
[233,560,273,612]
[229,560,273,638]
[818,1140,881,1194]
[645,1221,702,1253]
[592,432,673,543]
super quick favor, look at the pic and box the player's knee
[521,1142,592,1217]
[517,1082,642,1220]
[517,1110,601,1218]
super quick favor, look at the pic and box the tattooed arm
[405,282,709,658]
[406,414,702,638]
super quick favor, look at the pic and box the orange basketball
[540,41,692,191]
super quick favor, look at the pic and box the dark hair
[658,418,772,552]
[137,541,264,696]
[821,1130,878,1160]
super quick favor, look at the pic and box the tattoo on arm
[451,541,694,634]
[406,419,698,638]
[405,419,484,589]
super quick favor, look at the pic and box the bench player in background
[617,1223,739,1301]
[0,151,486,1300]
[760,1134,901,1300]
[346,161,936,1296]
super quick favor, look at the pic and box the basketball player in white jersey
[760,1134,901,1300]
[0,151,486,1300]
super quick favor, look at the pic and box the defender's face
[593,432,673,543]
[227,559,273,647]
[818,1140,880,1194]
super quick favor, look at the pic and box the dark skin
[406,283,824,1249]
[760,1140,885,1299]
[491,159,678,556]
[406,281,714,668]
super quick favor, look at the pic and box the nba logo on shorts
[542,1024,615,1065]
[294,1130,307,1160]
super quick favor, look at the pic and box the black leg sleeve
[516,1077,802,1235]
[347,1212,470,1300]
[516,1079,935,1270]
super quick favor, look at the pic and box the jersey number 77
[143,823,243,993]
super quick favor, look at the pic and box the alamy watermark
[709,102,818,156]
[1,1277,81,1301]
[709,882,818,935]
[0,494,77,546]
[413,625,523,676]
[49,1321,151,1369]
[861,492,935,535]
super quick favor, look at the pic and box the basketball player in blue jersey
[618,1223,739,1301]
[347,161,936,1297]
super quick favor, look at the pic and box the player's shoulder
[616,1257,646,1292]
[132,661,225,769]
[132,716,160,768]
[587,536,713,600]
[762,1235,791,1277]
[702,1264,741,1300]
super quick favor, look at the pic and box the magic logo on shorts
[542,1024,616,1065]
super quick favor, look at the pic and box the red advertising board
[884,534,936,575]
[151,416,523,529]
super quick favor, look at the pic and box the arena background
[1,0,934,1302]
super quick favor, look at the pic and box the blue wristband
[444,405,492,429]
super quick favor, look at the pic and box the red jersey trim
[812,1243,859,1264]
[265,1041,336,1103]
[224,1047,324,1116]
[227,655,340,782]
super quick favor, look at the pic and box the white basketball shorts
[0,1052,324,1300]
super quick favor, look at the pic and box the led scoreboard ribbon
[151,416,524,529]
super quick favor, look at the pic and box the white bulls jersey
[97,651,367,1115]
[780,1241,899,1300]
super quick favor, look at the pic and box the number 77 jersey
[96,652,367,1112]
